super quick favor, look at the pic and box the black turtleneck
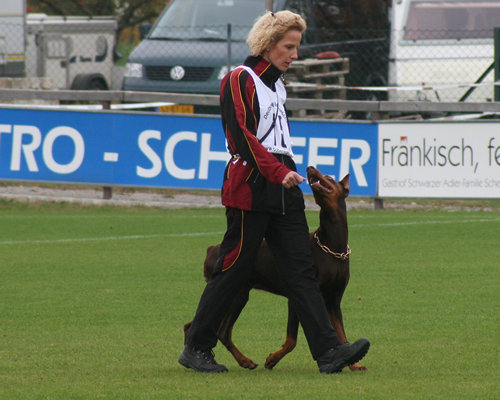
[243,55,283,91]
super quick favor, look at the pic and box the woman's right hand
[282,171,306,188]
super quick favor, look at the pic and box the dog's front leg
[329,302,367,372]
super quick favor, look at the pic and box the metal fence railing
[1,18,498,103]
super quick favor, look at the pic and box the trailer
[0,0,116,90]
[25,14,116,89]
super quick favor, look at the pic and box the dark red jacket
[220,56,304,214]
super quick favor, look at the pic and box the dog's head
[307,166,349,212]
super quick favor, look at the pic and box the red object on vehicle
[315,51,340,59]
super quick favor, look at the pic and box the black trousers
[185,207,341,360]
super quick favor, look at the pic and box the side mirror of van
[139,22,152,40]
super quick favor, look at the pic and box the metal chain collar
[313,231,351,261]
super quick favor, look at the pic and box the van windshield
[404,0,500,40]
[150,0,263,41]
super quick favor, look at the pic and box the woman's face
[264,29,302,72]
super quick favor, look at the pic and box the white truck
[388,0,500,103]
[0,0,116,90]
[0,0,25,77]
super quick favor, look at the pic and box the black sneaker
[178,346,228,373]
[317,338,370,374]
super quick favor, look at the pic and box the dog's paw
[349,362,367,371]
[239,358,258,370]
[264,354,281,370]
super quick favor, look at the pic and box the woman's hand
[282,171,306,188]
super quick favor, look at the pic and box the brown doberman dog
[184,166,366,371]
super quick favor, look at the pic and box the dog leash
[313,231,351,261]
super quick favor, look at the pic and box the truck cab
[388,0,500,102]
[0,0,25,78]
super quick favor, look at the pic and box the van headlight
[217,64,239,80]
[124,63,143,78]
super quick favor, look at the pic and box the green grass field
[0,200,498,399]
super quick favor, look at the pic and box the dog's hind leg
[183,288,257,369]
[265,300,299,369]
[217,286,258,369]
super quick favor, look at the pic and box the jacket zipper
[281,154,285,215]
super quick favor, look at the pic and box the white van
[388,0,500,102]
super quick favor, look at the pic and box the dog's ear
[340,174,350,197]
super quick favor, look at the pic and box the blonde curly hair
[247,10,306,57]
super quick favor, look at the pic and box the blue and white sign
[290,119,377,196]
[0,107,378,196]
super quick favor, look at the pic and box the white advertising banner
[378,122,500,198]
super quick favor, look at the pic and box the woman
[179,10,370,374]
